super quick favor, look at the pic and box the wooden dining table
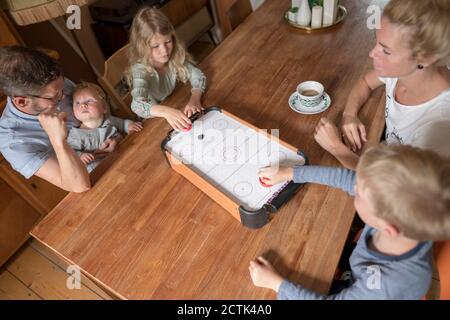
[31,0,387,299]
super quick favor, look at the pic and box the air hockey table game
[161,107,308,229]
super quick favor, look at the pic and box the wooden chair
[97,44,135,119]
[216,0,253,39]
[434,241,450,300]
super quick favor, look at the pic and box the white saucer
[288,92,332,115]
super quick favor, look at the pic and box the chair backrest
[216,0,253,39]
[97,43,134,119]
[434,241,450,300]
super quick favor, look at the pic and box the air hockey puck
[182,124,192,132]
[259,177,273,188]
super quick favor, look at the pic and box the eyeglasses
[28,88,65,105]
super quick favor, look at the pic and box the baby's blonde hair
[383,0,450,66]
[127,7,193,83]
[73,82,110,115]
[73,82,107,101]
[357,145,450,241]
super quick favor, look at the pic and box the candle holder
[284,5,347,32]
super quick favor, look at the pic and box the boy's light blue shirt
[0,78,79,178]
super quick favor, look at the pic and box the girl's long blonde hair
[127,7,193,83]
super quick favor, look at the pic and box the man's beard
[34,103,57,115]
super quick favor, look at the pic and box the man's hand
[38,110,68,147]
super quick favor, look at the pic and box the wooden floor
[0,239,113,300]
[0,39,442,300]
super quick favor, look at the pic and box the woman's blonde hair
[357,144,450,241]
[127,7,193,83]
[383,0,450,66]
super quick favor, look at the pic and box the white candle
[311,6,323,28]
[288,11,297,22]
[292,0,301,8]
[323,0,338,26]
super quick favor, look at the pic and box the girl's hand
[340,113,367,152]
[258,166,293,186]
[162,107,192,131]
[314,117,347,155]
[249,257,284,292]
[128,121,143,133]
[80,152,95,165]
[184,101,204,118]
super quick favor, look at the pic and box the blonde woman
[314,0,450,169]
[127,7,207,131]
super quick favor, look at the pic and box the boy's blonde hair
[383,0,450,66]
[127,7,193,83]
[357,145,450,241]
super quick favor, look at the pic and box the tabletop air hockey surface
[162,107,307,228]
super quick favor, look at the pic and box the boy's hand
[258,166,293,185]
[128,121,143,133]
[314,117,347,155]
[340,113,367,152]
[249,257,284,292]
[38,110,68,147]
[80,152,95,165]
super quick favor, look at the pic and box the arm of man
[35,151,89,192]
[37,111,90,193]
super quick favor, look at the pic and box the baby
[67,82,142,171]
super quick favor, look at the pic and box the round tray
[284,5,347,31]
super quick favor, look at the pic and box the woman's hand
[258,166,293,186]
[314,117,347,155]
[249,256,284,292]
[340,113,367,152]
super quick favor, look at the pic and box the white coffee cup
[296,81,324,108]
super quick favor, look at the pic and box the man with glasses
[0,46,115,192]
